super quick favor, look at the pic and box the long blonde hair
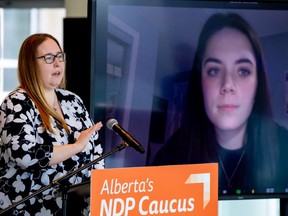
[18,33,69,133]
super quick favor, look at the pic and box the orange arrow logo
[185,173,210,209]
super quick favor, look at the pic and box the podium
[90,163,218,216]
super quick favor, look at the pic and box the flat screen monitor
[88,0,288,199]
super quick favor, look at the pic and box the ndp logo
[91,164,218,216]
[185,173,211,209]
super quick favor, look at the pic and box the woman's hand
[49,121,103,165]
[76,121,103,151]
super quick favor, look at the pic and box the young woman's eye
[207,68,220,76]
[239,68,251,76]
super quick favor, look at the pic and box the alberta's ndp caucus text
[99,178,195,215]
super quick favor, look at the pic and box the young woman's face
[37,38,65,91]
[201,28,257,133]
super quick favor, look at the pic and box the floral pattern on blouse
[0,87,104,216]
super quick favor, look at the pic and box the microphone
[106,118,145,154]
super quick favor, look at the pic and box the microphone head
[106,118,118,130]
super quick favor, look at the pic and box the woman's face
[37,38,65,91]
[201,28,257,134]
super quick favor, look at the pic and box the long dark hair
[179,13,277,185]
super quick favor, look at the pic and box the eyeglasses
[37,52,66,64]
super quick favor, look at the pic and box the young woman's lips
[218,104,238,111]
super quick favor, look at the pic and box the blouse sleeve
[0,91,53,171]
[69,92,105,168]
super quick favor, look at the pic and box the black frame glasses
[37,52,66,64]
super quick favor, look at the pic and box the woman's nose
[53,58,60,67]
[220,73,236,94]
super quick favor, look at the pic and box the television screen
[89,0,288,199]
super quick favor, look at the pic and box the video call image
[93,2,288,196]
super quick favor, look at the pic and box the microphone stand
[0,142,129,215]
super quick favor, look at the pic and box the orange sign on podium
[90,163,218,216]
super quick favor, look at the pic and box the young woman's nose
[220,73,236,94]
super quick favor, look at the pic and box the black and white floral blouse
[0,87,104,215]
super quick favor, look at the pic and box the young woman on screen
[153,13,288,195]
